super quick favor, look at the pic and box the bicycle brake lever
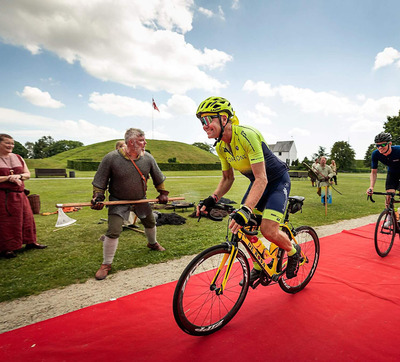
[367,194,375,203]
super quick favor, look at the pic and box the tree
[32,136,55,159]
[24,142,34,159]
[330,141,355,171]
[384,110,400,145]
[192,142,215,154]
[46,140,84,157]
[312,146,329,160]
[13,141,28,158]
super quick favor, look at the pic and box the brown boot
[95,264,111,280]
[147,242,165,251]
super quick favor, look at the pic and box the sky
[0,0,400,161]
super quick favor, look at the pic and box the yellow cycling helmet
[196,96,234,118]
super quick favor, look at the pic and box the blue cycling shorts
[386,171,400,191]
[241,172,291,223]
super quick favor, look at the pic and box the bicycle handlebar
[197,201,259,235]
[367,191,400,203]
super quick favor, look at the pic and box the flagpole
[151,97,160,139]
[152,106,154,139]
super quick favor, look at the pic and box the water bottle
[249,236,267,257]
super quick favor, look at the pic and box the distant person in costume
[330,160,338,185]
[315,156,334,205]
[310,158,319,187]
[0,134,47,259]
[115,140,126,150]
[91,128,169,280]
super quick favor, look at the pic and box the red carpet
[1,223,400,362]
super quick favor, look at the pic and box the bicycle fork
[210,244,239,295]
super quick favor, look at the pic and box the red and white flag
[152,98,160,112]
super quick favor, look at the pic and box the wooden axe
[56,196,185,208]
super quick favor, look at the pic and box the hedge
[67,160,100,171]
[67,160,221,171]
[157,163,221,171]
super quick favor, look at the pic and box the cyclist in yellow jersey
[196,96,301,281]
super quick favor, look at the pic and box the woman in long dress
[0,134,47,258]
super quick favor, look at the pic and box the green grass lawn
[0,171,386,302]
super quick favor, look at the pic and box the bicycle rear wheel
[374,210,396,257]
[173,244,250,336]
[278,226,320,294]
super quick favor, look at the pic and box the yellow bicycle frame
[209,221,307,293]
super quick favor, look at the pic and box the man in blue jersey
[195,96,301,281]
[367,132,400,212]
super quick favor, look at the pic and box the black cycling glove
[232,205,252,226]
[200,195,217,212]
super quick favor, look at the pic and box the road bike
[368,191,400,257]
[172,196,320,336]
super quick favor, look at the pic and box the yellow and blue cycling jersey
[216,125,291,223]
[216,125,290,223]
[216,125,289,182]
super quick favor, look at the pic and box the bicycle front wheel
[173,244,250,336]
[374,210,396,257]
[278,226,320,294]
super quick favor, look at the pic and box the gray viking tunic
[92,150,166,220]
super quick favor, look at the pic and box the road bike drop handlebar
[197,200,259,236]
[367,191,400,203]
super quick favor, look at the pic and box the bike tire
[278,226,320,294]
[173,244,250,336]
[374,210,396,257]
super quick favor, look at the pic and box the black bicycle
[368,191,400,257]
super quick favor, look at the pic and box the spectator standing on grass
[115,140,125,150]
[330,160,338,185]
[315,156,335,205]
[91,128,169,280]
[367,132,400,214]
[0,133,47,259]
[310,158,319,187]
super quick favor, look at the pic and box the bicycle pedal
[271,273,281,282]
[251,279,261,289]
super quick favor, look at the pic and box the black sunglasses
[376,143,389,148]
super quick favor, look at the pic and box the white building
[268,140,297,166]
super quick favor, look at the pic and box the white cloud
[89,93,156,118]
[232,0,240,10]
[0,0,232,94]
[0,107,121,144]
[254,103,277,117]
[373,47,400,70]
[198,5,225,20]
[243,80,400,119]
[198,7,213,17]
[243,80,277,97]
[17,86,64,108]
[218,6,225,21]
[164,94,197,115]
[88,93,197,120]
[289,127,310,137]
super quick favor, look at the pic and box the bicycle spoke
[173,245,250,336]
[278,226,320,294]
[374,210,396,257]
